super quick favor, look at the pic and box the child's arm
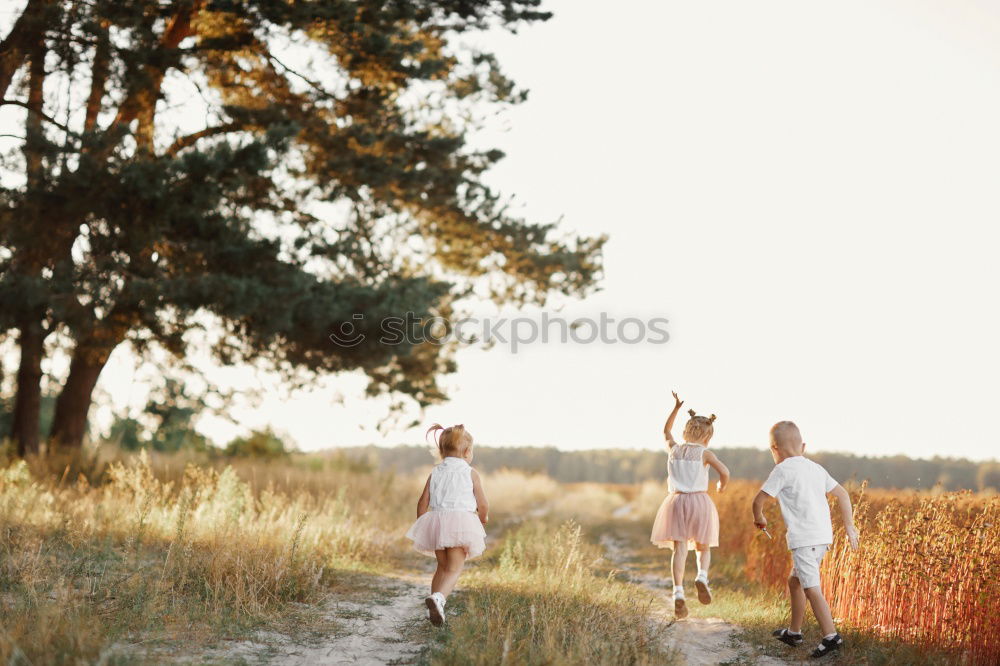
[416,475,431,518]
[751,490,770,529]
[663,391,684,447]
[754,466,786,531]
[704,451,730,492]
[471,468,489,525]
[829,484,859,550]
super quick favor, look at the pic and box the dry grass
[709,480,1000,665]
[0,450,419,663]
[609,475,998,664]
[408,469,676,664]
[2,448,994,664]
[429,521,675,665]
[0,452,673,664]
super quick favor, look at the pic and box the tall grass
[5,446,994,664]
[824,490,1000,665]
[709,480,1000,665]
[0,451,418,663]
[430,521,676,665]
[0,450,672,664]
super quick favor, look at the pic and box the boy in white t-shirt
[751,421,859,659]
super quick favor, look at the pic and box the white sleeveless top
[667,443,710,493]
[429,457,478,512]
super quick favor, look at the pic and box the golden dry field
[0,449,994,664]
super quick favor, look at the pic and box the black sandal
[772,628,804,646]
[810,634,843,658]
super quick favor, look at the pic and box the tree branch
[23,33,45,185]
[164,121,248,156]
[100,1,204,154]
[266,52,338,101]
[115,3,201,124]
[0,98,76,135]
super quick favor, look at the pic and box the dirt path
[169,529,786,665]
[600,534,788,666]
[177,573,429,665]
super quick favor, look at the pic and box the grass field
[0,448,993,664]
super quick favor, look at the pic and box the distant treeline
[337,445,1000,492]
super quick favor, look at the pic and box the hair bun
[688,409,697,418]
[708,414,717,423]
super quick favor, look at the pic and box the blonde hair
[769,420,802,454]
[683,409,717,443]
[426,423,473,459]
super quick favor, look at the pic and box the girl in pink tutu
[406,423,489,626]
[651,391,730,619]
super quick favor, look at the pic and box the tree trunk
[0,0,53,100]
[9,23,49,457]
[11,317,45,456]
[83,20,110,132]
[23,19,45,180]
[48,343,114,452]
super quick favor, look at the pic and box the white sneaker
[694,573,712,605]
[672,587,687,618]
[425,592,446,626]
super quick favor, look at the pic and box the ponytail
[426,423,446,458]
[425,423,472,459]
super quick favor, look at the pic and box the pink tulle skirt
[650,491,720,549]
[406,510,487,559]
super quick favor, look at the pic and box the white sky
[7,0,1000,460]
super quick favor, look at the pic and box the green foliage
[143,380,210,453]
[107,379,209,453]
[107,417,145,452]
[0,0,604,450]
[0,394,56,441]
[224,427,291,459]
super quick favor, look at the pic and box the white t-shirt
[760,456,838,550]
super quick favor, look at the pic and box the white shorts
[790,544,828,589]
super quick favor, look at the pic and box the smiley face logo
[329,314,366,347]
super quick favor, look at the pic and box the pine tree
[0,1,603,455]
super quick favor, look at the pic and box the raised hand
[664,391,684,445]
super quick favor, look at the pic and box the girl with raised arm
[650,391,731,618]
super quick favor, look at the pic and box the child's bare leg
[431,550,448,593]
[431,547,467,598]
[803,586,837,637]
[671,540,688,586]
[693,544,713,603]
[695,545,711,575]
[788,574,807,633]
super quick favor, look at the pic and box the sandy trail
[601,534,787,666]
[177,572,429,665]
[170,528,786,664]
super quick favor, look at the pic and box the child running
[751,421,860,659]
[405,423,489,626]
[651,391,730,618]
